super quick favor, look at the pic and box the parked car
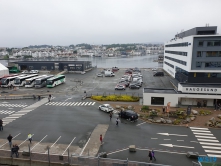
[22,70,29,74]
[30,70,39,74]
[130,81,142,87]
[125,70,132,74]
[153,72,164,76]
[81,71,86,74]
[152,68,157,71]
[129,84,140,89]
[119,81,129,87]
[115,84,126,90]
[119,110,138,121]
[112,67,119,71]
[98,104,114,113]
[97,73,103,77]
[133,67,141,72]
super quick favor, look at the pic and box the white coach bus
[25,75,47,88]
[14,74,38,87]
[34,75,54,88]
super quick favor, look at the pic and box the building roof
[144,88,178,94]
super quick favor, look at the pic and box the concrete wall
[143,92,221,107]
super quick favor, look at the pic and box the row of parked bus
[0,74,65,88]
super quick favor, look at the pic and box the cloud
[0,0,221,47]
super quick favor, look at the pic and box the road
[0,96,221,165]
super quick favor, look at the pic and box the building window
[207,41,221,46]
[41,66,47,70]
[151,97,164,105]
[206,51,221,57]
[165,50,187,56]
[197,51,202,57]
[29,66,33,70]
[165,56,187,66]
[164,61,174,68]
[196,62,202,68]
[198,41,204,47]
[211,73,221,78]
[165,42,188,47]
[205,62,221,68]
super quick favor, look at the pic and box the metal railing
[71,154,172,166]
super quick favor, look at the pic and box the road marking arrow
[157,133,187,136]
[160,144,194,149]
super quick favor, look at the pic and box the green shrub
[91,95,139,102]
[173,119,181,125]
[199,110,212,116]
[142,105,149,110]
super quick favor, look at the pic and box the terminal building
[144,26,221,107]
[11,61,92,73]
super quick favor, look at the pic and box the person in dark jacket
[7,134,13,148]
[148,151,152,163]
[152,149,156,161]
[0,119,3,131]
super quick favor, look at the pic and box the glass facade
[165,42,188,47]
[205,62,221,68]
[165,56,187,66]
[207,41,221,46]
[165,50,187,56]
[164,61,174,68]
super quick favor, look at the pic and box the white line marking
[19,134,35,146]
[45,136,61,153]
[88,102,92,105]
[77,102,82,106]
[31,135,48,150]
[81,102,85,106]
[190,127,208,130]
[70,102,75,106]
[4,117,19,119]
[92,102,96,105]
[193,132,213,136]
[195,136,216,139]
[207,154,221,158]
[59,102,65,106]
[202,146,221,150]
[151,138,158,139]
[136,122,146,126]
[205,150,221,154]
[66,103,71,106]
[80,138,90,156]
[107,148,129,155]
[191,130,211,133]
[84,102,88,106]
[0,133,21,148]
[164,139,171,140]
[190,141,198,143]
[199,142,221,146]
[198,139,219,142]
[177,140,184,141]
[62,137,76,155]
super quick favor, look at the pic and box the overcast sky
[0,0,221,47]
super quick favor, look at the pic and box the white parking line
[88,102,92,105]
[0,133,21,148]
[193,132,213,136]
[191,130,211,133]
[80,138,90,156]
[62,137,76,155]
[151,138,158,139]
[66,103,71,106]
[92,102,95,105]
[177,140,184,141]
[81,102,85,106]
[31,135,47,150]
[190,127,209,130]
[197,139,219,142]
[136,122,146,126]
[19,134,35,146]
[45,136,61,154]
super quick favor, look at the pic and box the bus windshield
[14,78,21,84]
[35,80,41,85]
[1,78,7,84]
[47,80,53,85]
[26,80,31,85]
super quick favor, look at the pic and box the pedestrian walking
[148,151,152,163]
[152,149,156,161]
[28,134,32,143]
[48,94,52,102]
[0,119,3,131]
[100,134,103,145]
[162,106,165,114]
[109,112,112,121]
[7,134,13,148]
[11,144,19,158]
[38,95,41,101]
[116,118,119,126]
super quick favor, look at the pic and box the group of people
[7,133,33,158]
[148,150,156,163]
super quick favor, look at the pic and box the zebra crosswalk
[45,101,96,106]
[190,127,221,158]
[0,104,27,107]
[0,110,15,114]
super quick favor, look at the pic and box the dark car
[130,81,142,87]
[119,110,138,121]
[153,72,164,76]
[129,84,140,89]
[119,81,129,87]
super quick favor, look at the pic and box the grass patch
[91,95,139,102]
[199,110,212,116]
